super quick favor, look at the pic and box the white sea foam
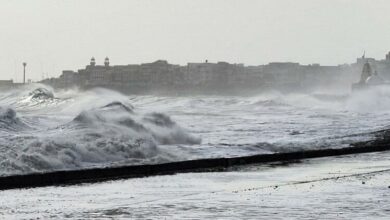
[1,85,390,175]
[0,87,200,175]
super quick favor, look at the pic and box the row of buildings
[40,52,390,94]
[0,80,25,90]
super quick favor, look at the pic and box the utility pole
[23,62,27,84]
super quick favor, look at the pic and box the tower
[90,57,96,66]
[22,62,27,84]
[104,57,110,67]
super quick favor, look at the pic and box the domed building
[104,57,110,67]
[90,57,96,66]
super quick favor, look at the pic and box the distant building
[0,79,14,87]
[186,62,215,86]
[41,52,390,94]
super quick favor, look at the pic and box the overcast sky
[1,0,389,81]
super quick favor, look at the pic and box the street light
[23,62,27,84]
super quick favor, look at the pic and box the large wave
[2,84,390,176]
[0,106,30,132]
[0,86,201,176]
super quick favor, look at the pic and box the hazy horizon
[1,0,390,82]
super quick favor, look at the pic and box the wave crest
[0,101,201,175]
[0,107,28,131]
[29,88,54,99]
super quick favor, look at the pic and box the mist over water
[1,84,390,176]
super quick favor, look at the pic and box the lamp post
[23,62,27,84]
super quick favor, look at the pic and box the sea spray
[1,85,390,176]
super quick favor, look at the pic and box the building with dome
[41,51,390,94]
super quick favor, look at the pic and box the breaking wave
[2,84,390,176]
[29,88,54,100]
[69,101,200,146]
[0,89,201,175]
[0,106,29,131]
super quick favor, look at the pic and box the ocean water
[1,84,390,176]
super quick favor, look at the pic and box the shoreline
[1,130,389,190]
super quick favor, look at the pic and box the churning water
[1,84,390,176]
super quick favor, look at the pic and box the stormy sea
[1,84,390,219]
